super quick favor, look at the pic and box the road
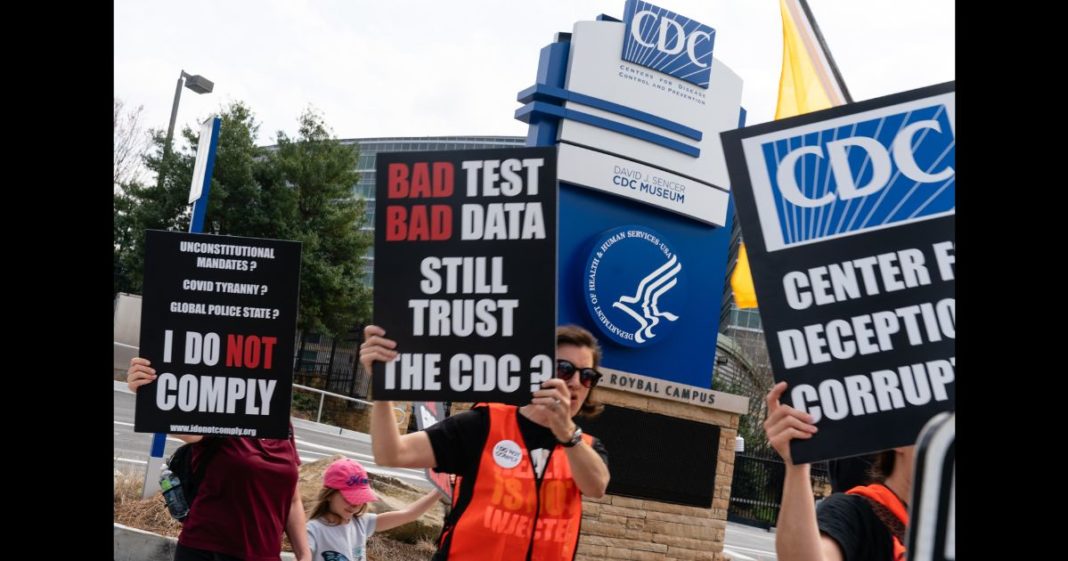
[722,522,777,561]
[114,385,775,560]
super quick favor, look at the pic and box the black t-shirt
[425,406,609,561]
[817,493,895,561]
[425,406,609,478]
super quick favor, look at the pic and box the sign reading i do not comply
[134,230,302,439]
[372,147,557,406]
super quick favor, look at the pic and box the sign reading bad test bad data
[373,147,557,406]
[722,82,955,464]
[135,230,302,439]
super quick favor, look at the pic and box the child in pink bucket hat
[306,458,443,561]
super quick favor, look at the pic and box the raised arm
[360,325,437,468]
[375,489,444,532]
[764,382,843,561]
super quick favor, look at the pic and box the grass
[114,455,444,561]
[113,467,182,538]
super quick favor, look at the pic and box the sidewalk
[114,524,301,561]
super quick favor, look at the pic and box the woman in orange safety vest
[360,324,611,561]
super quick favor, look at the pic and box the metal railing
[728,448,830,529]
[291,383,406,427]
[292,361,369,398]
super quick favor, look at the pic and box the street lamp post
[143,70,214,499]
[155,70,214,191]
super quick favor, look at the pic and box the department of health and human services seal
[584,225,686,348]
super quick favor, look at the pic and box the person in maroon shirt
[128,358,312,561]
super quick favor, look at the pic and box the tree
[114,98,152,294]
[114,102,265,293]
[266,109,371,335]
[713,328,777,454]
[201,103,298,239]
[114,98,150,188]
[114,188,140,294]
[112,102,372,336]
[713,371,771,455]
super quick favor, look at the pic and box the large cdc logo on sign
[584,225,686,348]
[758,103,955,251]
[622,0,715,88]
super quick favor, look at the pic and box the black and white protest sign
[721,82,955,463]
[906,412,955,561]
[372,147,557,405]
[134,230,302,439]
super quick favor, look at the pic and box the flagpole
[795,0,853,103]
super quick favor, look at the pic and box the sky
[114,0,954,148]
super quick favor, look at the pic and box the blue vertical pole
[143,116,222,499]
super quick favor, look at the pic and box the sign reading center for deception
[135,230,302,439]
[372,147,557,406]
[722,82,955,464]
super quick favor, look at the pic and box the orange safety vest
[846,483,909,561]
[438,403,593,560]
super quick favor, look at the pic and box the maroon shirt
[178,429,300,561]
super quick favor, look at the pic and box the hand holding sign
[127,357,158,392]
[530,377,576,443]
[360,325,398,376]
[762,381,818,465]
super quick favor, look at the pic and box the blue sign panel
[557,185,732,386]
[622,0,715,88]
[519,2,738,389]
[757,104,955,250]
[583,225,686,348]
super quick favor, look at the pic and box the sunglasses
[556,359,602,388]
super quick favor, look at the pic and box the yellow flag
[731,0,850,309]
[774,0,848,119]
[730,243,758,309]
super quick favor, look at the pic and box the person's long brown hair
[307,487,368,525]
[868,450,897,483]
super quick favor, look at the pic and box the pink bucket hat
[324,458,379,505]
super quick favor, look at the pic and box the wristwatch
[559,426,583,448]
